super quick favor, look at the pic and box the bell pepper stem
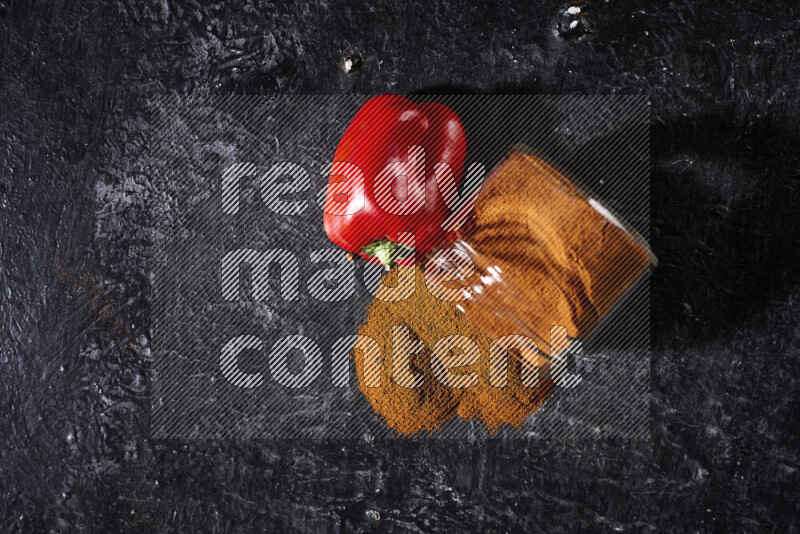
[361,239,412,271]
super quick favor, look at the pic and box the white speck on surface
[570,20,579,29]
[567,6,581,14]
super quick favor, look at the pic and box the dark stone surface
[1,0,798,531]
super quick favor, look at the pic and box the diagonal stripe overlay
[148,95,652,441]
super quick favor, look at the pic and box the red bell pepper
[322,94,467,269]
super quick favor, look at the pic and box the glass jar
[424,146,657,382]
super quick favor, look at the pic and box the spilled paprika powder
[353,266,554,435]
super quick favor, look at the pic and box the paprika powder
[353,148,655,435]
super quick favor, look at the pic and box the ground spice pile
[353,149,652,435]
[354,266,553,435]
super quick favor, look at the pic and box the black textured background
[1,0,799,532]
